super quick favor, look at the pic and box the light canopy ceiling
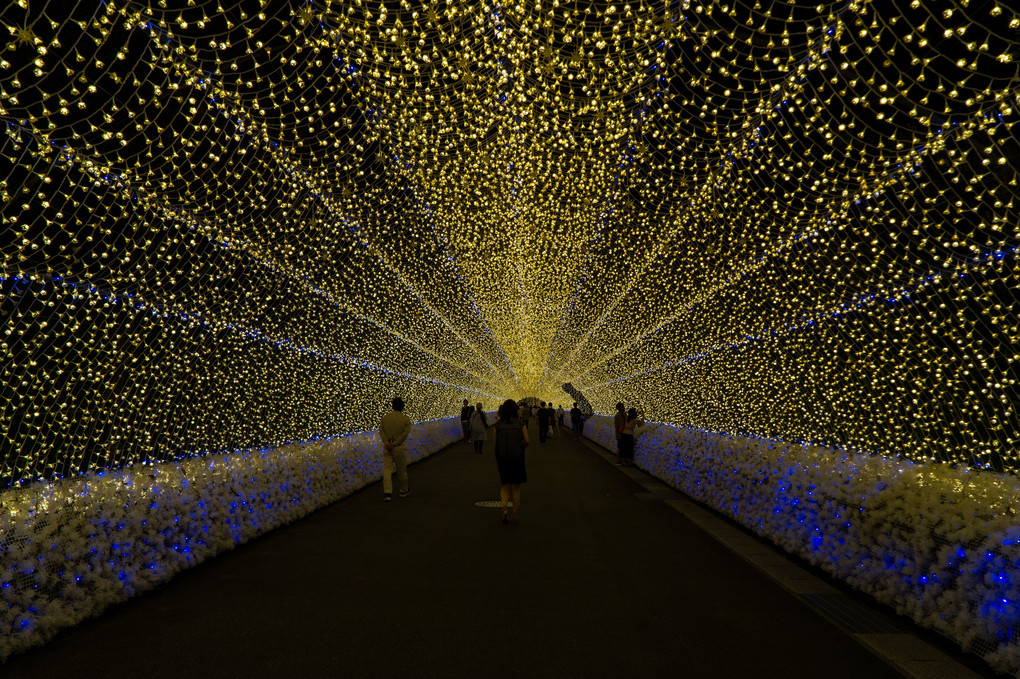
[1,0,1018,486]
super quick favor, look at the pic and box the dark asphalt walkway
[3,423,905,679]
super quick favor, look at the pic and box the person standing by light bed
[379,397,412,501]
[614,402,627,465]
[619,407,644,468]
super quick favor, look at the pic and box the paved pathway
[2,423,979,678]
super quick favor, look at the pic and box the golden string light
[0,0,1017,486]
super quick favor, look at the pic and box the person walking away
[556,404,565,435]
[518,401,532,432]
[570,403,582,438]
[460,399,474,441]
[613,402,627,465]
[537,401,550,444]
[380,397,412,501]
[469,402,490,454]
[495,399,528,525]
[619,407,644,468]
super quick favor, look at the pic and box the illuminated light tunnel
[1,0,1019,672]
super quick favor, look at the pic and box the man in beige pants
[379,397,412,501]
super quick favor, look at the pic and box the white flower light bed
[0,417,460,661]
[583,415,1020,675]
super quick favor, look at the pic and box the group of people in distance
[531,401,562,444]
[458,398,530,525]
[455,398,588,524]
[380,397,605,525]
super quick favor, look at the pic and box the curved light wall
[1,0,1018,487]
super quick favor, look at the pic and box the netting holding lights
[2,0,1018,487]
[1,0,1019,667]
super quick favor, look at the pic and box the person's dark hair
[616,402,625,412]
[627,407,638,420]
[392,397,405,411]
[499,399,519,421]
[540,401,546,407]
[463,399,468,405]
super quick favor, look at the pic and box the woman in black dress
[494,398,529,525]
